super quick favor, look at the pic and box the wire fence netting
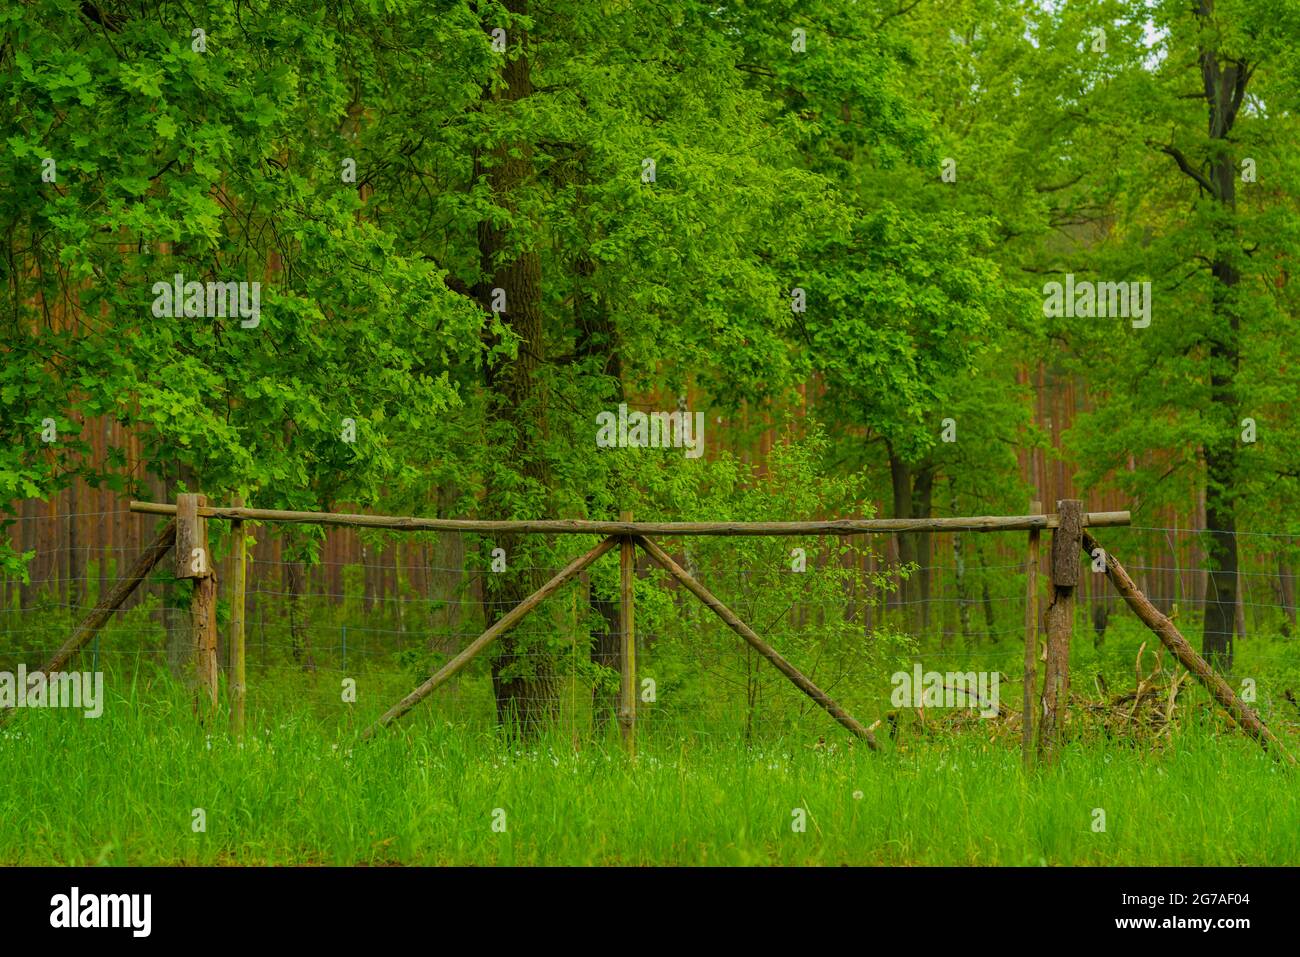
[4,507,1299,741]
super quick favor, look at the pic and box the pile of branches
[877,643,1193,746]
[876,677,1022,744]
[1075,642,1191,742]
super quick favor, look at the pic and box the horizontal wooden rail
[130,501,1130,536]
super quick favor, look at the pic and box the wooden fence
[4,495,1291,767]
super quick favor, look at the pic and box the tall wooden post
[1022,499,1041,767]
[230,495,248,737]
[177,493,218,718]
[1038,499,1081,760]
[618,510,636,753]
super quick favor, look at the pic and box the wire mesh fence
[3,506,1298,741]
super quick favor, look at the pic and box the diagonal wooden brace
[362,535,621,737]
[1,520,177,725]
[634,535,877,749]
[1084,530,1295,766]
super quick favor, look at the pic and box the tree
[1065,0,1300,669]
[1,0,486,663]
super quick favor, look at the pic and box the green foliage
[3,1,1299,819]
[593,428,911,732]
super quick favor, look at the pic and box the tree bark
[1193,0,1246,671]
[887,449,934,630]
[888,450,914,624]
[475,1,557,733]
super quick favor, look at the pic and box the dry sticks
[1082,530,1295,766]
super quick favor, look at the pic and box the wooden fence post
[177,493,218,717]
[618,510,636,753]
[230,495,248,738]
[1038,499,1081,760]
[175,493,205,581]
[1022,499,1041,767]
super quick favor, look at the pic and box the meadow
[3,619,1296,867]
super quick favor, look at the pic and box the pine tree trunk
[888,450,915,627]
[912,467,934,630]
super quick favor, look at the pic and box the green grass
[1,677,1296,865]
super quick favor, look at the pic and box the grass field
[2,655,1297,866]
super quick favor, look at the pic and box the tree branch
[1148,141,1216,196]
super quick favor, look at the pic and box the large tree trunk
[475,3,557,733]
[1194,0,1246,671]
[887,449,935,632]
